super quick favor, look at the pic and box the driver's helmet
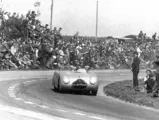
[85,66,89,70]
[70,65,76,71]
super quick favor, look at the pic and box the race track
[1,70,159,120]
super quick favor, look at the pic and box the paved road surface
[1,70,159,120]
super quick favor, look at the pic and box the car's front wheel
[52,79,58,92]
[54,84,58,92]
[57,77,63,93]
[91,89,98,96]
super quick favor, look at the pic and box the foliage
[2,16,28,40]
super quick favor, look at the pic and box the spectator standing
[143,33,147,40]
[131,51,140,91]
[10,43,17,56]
[152,33,157,40]
[138,31,143,40]
[136,46,142,57]
[54,27,61,48]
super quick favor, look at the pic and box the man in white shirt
[136,46,142,57]
[10,43,17,56]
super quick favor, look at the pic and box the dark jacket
[131,57,140,72]
[145,74,155,89]
[155,72,159,86]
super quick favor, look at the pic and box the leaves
[2,17,28,40]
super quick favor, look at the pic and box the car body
[52,69,98,95]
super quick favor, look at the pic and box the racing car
[52,68,98,95]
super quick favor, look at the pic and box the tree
[2,15,28,41]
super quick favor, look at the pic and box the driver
[70,64,89,73]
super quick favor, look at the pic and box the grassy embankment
[104,79,159,108]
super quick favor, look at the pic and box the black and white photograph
[0,0,159,120]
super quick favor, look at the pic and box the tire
[52,78,57,92]
[53,83,58,92]
[91,89,98,96]
[57,77,62,93]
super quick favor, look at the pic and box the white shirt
[137,47,142,53]
[11,46,16,55]
[35,49,38,58]
[59,49,64,57]
[3,14,9,20]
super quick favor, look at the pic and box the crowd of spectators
[0,9,158,70]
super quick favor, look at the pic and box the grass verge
[104,80,159,108]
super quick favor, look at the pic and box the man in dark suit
[131,51,140,91]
